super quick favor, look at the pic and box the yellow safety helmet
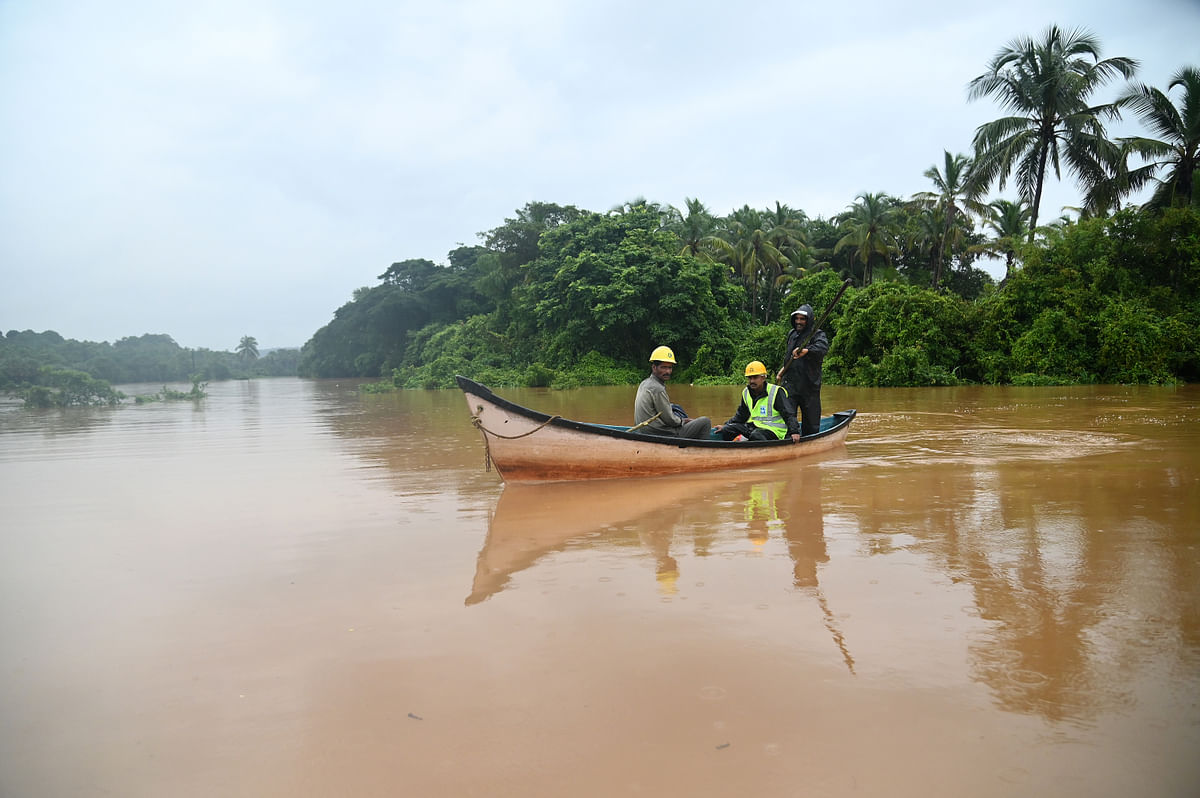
[649,345,676,364]
[744,360,768,377]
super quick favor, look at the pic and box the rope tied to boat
[469,405,562,472]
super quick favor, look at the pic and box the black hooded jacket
[781,303,829,396]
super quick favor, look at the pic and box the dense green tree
[971,206,1199,383]
[481,202,583,266]
[300,254,491,377]
[24,367,125,406]
[967,26,1139,237]
[516,206,743,374]
[111,334,187,382]
[940,255,993,302]
[476,202,582,330]
[799,217,846,275]
[823,282,973,386]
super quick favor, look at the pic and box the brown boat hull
[457,376,854,482]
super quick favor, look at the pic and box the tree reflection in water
[837,443,1198,724]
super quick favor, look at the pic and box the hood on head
[791,304,814,321]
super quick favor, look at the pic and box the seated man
[715,361,802,443]
[634,345,713,439]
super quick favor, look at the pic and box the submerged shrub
[1095,298,1174,384]
[1010,309,1097,383]
[24,367,125,407]
[824,283,971,386]
[524,362,555,388]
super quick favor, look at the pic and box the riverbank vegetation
[328,203,1198,391]
[302,30,1198,390]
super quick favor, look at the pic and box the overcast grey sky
[2,0,1197,351]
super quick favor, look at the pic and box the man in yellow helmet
[633,345,713,439]
[715,361,802,443]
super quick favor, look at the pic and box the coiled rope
[469,405,562,472]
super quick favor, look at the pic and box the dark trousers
[646,416,713,440]
[794,392,822,436]
[719,422,777,441]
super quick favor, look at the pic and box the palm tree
[967,25,1139,239]
[669,198,717,257]
[1117,65,1200,210]
[236,336,259,361]
[762,202,809,320]
[834,193,901,286]
[763,202,808,259]
[904,203,947,286]
[610,197,675,228]
[971,199,1030,285]
[708,206,792,322]
[913,151,985,289]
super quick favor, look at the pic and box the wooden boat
[456,375,855,482]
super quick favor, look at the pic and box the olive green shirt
[634,374,681,434]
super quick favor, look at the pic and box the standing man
[715,361,802,442]
[776,304,829,436]
[634,346,712,439]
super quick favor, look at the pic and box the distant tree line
[0,331,301,406]
[297,29,1199,389]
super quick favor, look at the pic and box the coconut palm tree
[972,199,1031,285]
[610,197,675,229]
[967,25,1139,239]
[903,203,947,286]
[913,151,986,289]
[1117,65,1200,210]
[761,202,810,320]
[236,336,259,361]
[709,207,791,323]
[763,202,808,251]
[834,193,901,286]
[668,197,717,257]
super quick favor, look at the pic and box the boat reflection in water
[465,457,855,670]
[467,473,711,605]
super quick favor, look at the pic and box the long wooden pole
[626,411,662,433]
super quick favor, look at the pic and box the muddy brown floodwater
[1,378,1197,797]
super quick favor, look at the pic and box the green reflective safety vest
[741,383,788,439]
[745,481,784,523]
